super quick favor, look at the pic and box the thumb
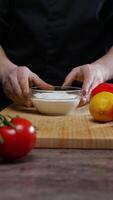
[31,73,53,90]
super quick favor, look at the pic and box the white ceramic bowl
[30,86,82,115]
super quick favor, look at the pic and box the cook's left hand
[62,63,109,106]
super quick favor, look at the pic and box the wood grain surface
[1,104,113,149]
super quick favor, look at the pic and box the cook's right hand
[1,66,53,106]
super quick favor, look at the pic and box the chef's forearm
[92,46,113,80]
[0,46,17,82]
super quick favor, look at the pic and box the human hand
[62,63,110,105]
[1,66,53,106]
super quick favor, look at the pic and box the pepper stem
[0,136,4,144]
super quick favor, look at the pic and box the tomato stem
[7,115,13,119]
[0,114,14,127]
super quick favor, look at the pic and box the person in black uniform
[0,0,113,106]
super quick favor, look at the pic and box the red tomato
[0,115,36,160]
[91,83,113,98]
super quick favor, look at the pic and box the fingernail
[25,100,32,107]
[23,90,29,98]
[82,96,87,103]
[82,89,86,96]
[62,83,65,87]
[62,81,68,87]
[46,85,54,90]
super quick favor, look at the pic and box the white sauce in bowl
[31,92,80,115]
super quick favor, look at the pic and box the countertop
[0,149,113,200]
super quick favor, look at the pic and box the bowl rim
[31,85,82,92]
[30,86,82,101]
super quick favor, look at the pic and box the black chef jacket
[0,0,113,86]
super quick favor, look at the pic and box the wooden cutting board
[1,104,113,149]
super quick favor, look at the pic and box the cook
[0,0,113,106]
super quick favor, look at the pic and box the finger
[88,77,103,99]
[79,93,90,106]
[31,73,53,90]
[9,75,23,98]
[17,67,30,98]
[62,72,76,87]
[3,81,20,104]
[78,98,87,107]
[62,68,81,87]
[4,79,31,106]
[12,96,32,107]
[3,80,14,100]
[16,98,32,107]
[82,70,95,96]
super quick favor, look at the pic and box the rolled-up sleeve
[0,0,9,45]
